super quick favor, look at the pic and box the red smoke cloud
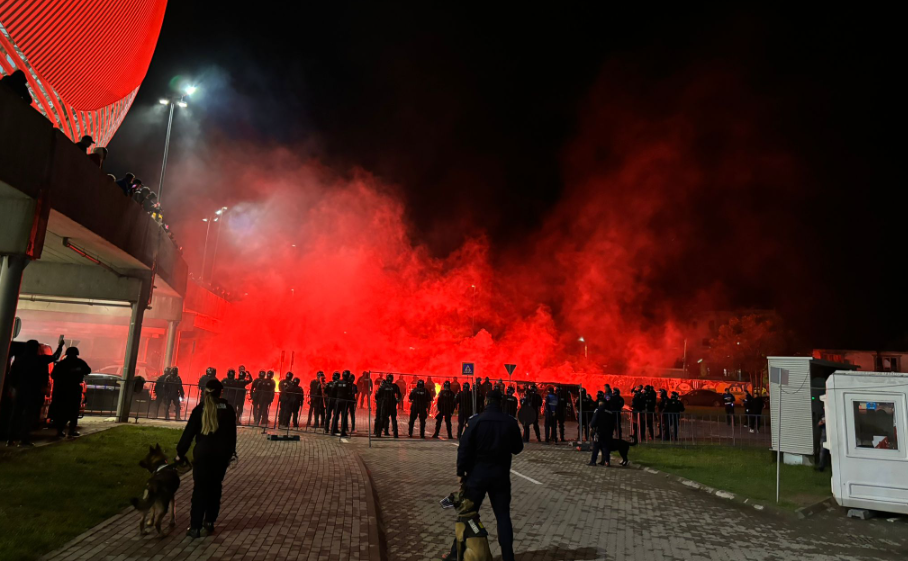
[178,67,795,386]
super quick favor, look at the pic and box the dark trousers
[324,402,335,431]
[725,406,734,425]
[555,412,566,440]
[632,411,644,441]
[163,397,181,420]
[309,402,325,428]
[408,410,427,436]
[278,401,293,426]
[12,398,39,443]
[457,415,469,438]
[331,402,349,435]
[646,412,655,439]
[433,412,452,437]
[190,457,229,529]
[378,406,398,437]
[347,402,356,431]
[590,435,611,464]
[522,421,540,442]
[53,401,78,435]
[449,473,515,561]
[358,392,370,407]
[614,411,623,439]
[290,406,299,427]
[235,400,246,424]
[544,415,557,442]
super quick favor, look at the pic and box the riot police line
[78,368,770,446]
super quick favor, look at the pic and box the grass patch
[0,425,182,561]
[629,444,831,510]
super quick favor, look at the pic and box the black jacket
[436,389,456,415]
[51,357,90,400]
[177,398,237,462]
[457,402,523,478]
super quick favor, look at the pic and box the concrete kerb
[352,449,389,561]
[626,462,798,517]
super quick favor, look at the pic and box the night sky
[107,5,904,350]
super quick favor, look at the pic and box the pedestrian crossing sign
[462,362,474,376]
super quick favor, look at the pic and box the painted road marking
[341,438,350,443]
[510,469,542,485]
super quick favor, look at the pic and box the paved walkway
[43,428,381,561]
[357,439,908,561]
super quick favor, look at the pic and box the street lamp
[157,85,197,204]
[579,336,588,358]
[201,206,228,282]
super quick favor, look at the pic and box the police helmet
[332,371,340,381]
[614,388,621,395]
[206,367,216,376]
[227,369,236,379]
[317,370,324,377]
[258,371,266,378]
[293,377,301,384]
[267,370,275,378]
[417,379,425,388]
[171,367,179,376]
[463,382,470,391]
[443,381,451,389]
[507,385,515,395]
[285,371,293,379]
[387,374,394,382]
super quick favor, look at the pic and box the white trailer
[824,371,908,515]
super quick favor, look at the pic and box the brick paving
[357,440,908,561]
[43,428,381,561]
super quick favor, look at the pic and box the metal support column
[163,320,179,369]
[116,274,153,422]
[0,255,27,394]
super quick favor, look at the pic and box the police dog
[607,434,637,466]
[446,489,493,561]
[130,444,188,535]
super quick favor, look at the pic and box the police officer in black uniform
[503,386,518,417]
[235,370,252,422]
[519,384,543,442]
[307,371,325,427]
[575,387,595,441]
[198,367,217,391]
[432,381,456,439]
[631,385,646,441]
[657,388,669,440]
[374,376,399,438]
[323,371,340,433]
[251,371,268,425]
[588,398,615,466]
[455,382,474,439]
[644,385,657,440]
[667,391,685,440]
[345,371,358,432]
[723,389,736,425]
[221,369,241,421]
[408,379,430,438]
[555,385,570,441]
[260,371,277,426]
[610,388,625,438]
[331,371,352,437]
[277,372,295,428]
[449,389,523,561]
[288,377,304,427]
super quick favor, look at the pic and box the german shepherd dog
[445,489,493,561]
[130,444,188,535]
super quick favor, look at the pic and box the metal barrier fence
[81,376,771,448]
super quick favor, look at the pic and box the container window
[853,401,899,450]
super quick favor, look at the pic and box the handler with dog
[447,388,523,561]
[175,378,237,539]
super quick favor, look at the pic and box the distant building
[812,350,906,373]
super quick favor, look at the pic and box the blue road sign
[462,362,474,376]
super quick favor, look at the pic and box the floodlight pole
[158,101,175,204]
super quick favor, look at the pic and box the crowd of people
[0,335,91,446]
[1,68,178,247]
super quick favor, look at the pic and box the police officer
[631,385,646,442]
[259,371,276,426]
[610,388,626,439]
[221,369,241,419]
[503,386,518,417]
[330,371,352,436]
[432,381,456,439]
[588,398,615,467]
[198,367,217,391]
[345,371,358,432]
[455,382,474,439]
[555,385,570,441]
[175,379,237,538]
[449,389,523,561]
[278,372,295,428]
[408,379,430,438]
[722,388,736,425]
[235,370,252,422]
[575,387,595,441]
[251,371,267,425]
[388,374,402,435]
[165,367,185,421]
[375,376,399,438]
[666,391,685,441]
[324,371,340,433]
[657,388,669,440]
[644,385,657,440]
[307,371,325,427]
[288,377,304,428]
[477,377,492,414]
[519,384,542,443]
[543,387,559,443]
